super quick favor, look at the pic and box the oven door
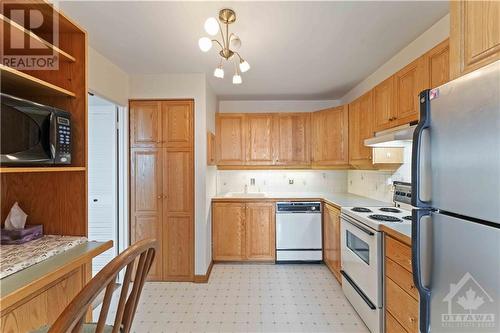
[340,214,382,307]
[0,98,53,165]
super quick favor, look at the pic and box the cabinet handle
[157,195,162,199]
[409,316,416,323]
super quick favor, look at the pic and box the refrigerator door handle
[412,209,432,333]
[412,89,432,207]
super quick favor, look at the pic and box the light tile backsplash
[348,142,412,203]
[216,170,348,194]
[216,143,412,203]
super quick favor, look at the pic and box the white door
[88,104,118,276]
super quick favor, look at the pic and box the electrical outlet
[250,178,255,186]
[289,179,294,185]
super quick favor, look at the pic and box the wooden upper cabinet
[427,39,450,88]
[450,1,500,79]
[216,114,246,165]
[245,203,275,261]
[130,148,163,280]
[246,114,275,165]
[373,76,396,131]
[161,101,193,148]
[394,57,428,126]
[212,202,246,261]
[130,101,161,147]
[312,106,349,166]
[349,91,373,167]
[273,113,311,166]
[207,132,216,166]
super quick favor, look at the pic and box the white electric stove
[339,181,412,333]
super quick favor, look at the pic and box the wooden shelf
[0,14,76,63]
[0,64,76,97]
[0,167,85,174]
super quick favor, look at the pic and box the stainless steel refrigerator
[412,60,500,333]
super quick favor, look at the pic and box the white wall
[129,73,213,275]
[219,100,340,113]
[88,47,130,106]
[341,14,449,104]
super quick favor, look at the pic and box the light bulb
[230,35,241,49]
[214,66,224,79]
[204,17,219,36]
[198,37,212,52]
[239,60,250,73]
[232,73,242,84]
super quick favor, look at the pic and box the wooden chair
[33,239,157,333]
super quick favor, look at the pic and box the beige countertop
[212,191,390,209]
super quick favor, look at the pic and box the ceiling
[60,1,448,100]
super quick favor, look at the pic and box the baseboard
[194,260,214,283]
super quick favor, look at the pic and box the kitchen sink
[223,192,267,198]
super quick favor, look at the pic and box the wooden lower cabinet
[385,234,419,333]
[212,203,246,261]
[323,204,341,283]
[213,202,275,261]
[245,203,276,260]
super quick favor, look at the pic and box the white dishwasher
[275,202,323,263]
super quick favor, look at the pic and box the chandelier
[198,8,250,85]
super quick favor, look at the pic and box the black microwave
[1,93,72,165]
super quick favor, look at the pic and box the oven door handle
[342,215,375,236]
[340,270,376,310]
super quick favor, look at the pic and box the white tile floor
[104,263,369,333]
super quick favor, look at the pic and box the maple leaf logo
[457,288,485,313]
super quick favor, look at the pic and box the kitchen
[0,1,499,333]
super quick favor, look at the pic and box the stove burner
[379,207,401,213]
[403,216,413,221]
[351,207,372,213]
[368,214,402,222]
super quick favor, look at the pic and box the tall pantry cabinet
[130,100,194,281]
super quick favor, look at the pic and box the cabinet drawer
[386,257,418,300]
[386,310,408,333]
[386,277,419,333]
[385,236,412,272]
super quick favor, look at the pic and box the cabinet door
[246,114,275,165]
[427,39,450,88]
[394,57,428,126]
[161,101,193,148]
[130,148,163,280]
[274,113,311,166]
[245,203,275,261]
[212,203,246,260]
[216,114,246,165]
[349,91,373,167]
[162,149,193,280]
[450,1,500,79]
[373,76,396,131]
[312,106,349,166]
[130,101,161,147]
[323,204,341,283]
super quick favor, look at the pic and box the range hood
[364,123,416,147]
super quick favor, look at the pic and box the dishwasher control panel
[276,202,322,213]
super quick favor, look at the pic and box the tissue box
[1,224,43,245]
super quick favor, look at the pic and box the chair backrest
[48,239,157,333]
